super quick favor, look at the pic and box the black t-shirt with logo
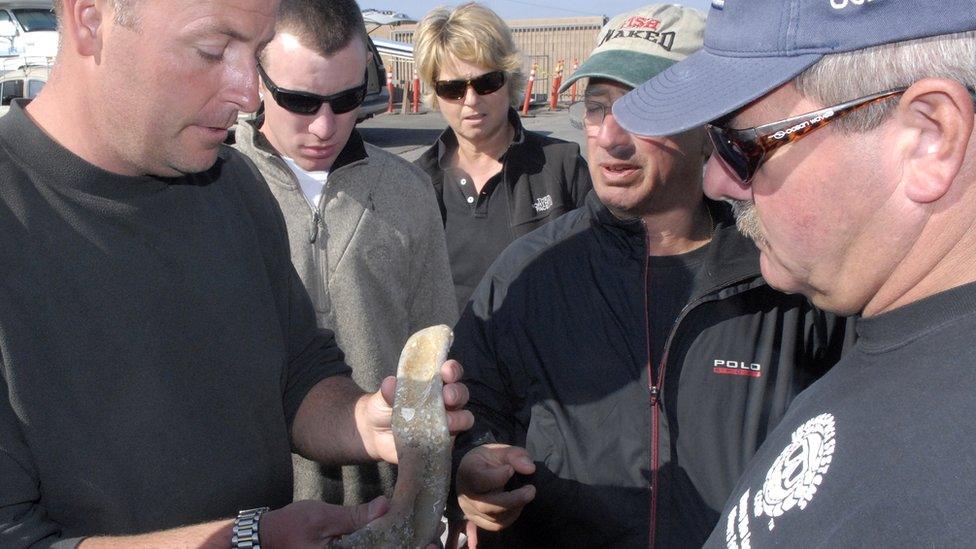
[706,281,976,548]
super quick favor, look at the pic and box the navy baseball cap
[613,0,976,137]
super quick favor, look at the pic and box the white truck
[0,1,55,114]
[0,0,57,60]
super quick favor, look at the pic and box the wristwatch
[231,506,269,549]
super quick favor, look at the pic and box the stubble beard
[729,199,769,248]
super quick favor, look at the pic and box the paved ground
[357,106,588,162]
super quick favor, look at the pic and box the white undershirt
[281,156,329,210]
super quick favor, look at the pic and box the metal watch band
[231,506,269,549]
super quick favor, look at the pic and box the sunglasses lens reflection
[435,71,505,100]
[708,128,753,182]
[435,81,467,100]
[277,93,321,115]
[328,88,367,114]
[472,71,505,95]
[276,86,366,115]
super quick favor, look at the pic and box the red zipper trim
[642,227,659,549]
[649,349,670,549]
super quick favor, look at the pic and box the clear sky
[362,0,711,22]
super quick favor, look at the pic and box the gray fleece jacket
[233,119,458,505]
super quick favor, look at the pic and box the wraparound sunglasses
[708,85,976,183]
[707,88,914,183]
[434,70,506,100]
[257,63,367,115]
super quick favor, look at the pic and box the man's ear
[895,78,974,204]
[61,0,104,58]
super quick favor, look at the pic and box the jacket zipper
[643,224,760,549]
[309,210,320,243]
[304,192,320,244]
[269,155,321,243]
[642,224,660,549]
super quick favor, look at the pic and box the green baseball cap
[560,4,705,94]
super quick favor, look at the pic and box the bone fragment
[332,325,454,548]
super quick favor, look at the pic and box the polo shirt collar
[434,107,525,169]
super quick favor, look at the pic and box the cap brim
[559,50,675,94]
[613,48,823,136]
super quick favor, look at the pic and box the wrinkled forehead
[584,79,633,100]
[138,0,278,34]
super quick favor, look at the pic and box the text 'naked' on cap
[558,4,705,94]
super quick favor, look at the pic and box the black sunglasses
[434,70,506,100]
[257,63,367,115]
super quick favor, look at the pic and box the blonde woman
[413,2,592,312]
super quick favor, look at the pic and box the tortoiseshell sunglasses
[707,87,918,184]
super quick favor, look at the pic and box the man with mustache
[448,5,850,548]
[0,0,470,547]
[613,0,976,545]
[232,0,457,509]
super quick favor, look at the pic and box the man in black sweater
[0,1,470,547]
[614,0,976,546]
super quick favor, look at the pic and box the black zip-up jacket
[451,192,851,548]
[414,109,592,237]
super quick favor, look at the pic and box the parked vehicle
[0,1,53,116]
[362,10,414,118]
[0,0,57,60]
[358,34,389,121]
[0,60,48,116]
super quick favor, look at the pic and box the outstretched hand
[359,359,473,464]
[456,443,536,532]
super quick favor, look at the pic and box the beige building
[371,14,607,107]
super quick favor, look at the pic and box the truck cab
[0,0,57,60]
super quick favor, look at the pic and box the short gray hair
[53,0,139,27]
[794,30,976,133]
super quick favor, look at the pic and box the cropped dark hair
[275,0,368,57]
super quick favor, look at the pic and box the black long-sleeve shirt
[0,102,349,548]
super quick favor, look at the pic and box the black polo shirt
[436,124,524,312]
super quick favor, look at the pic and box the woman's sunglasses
[434,70,506,100]
[257,63,367,115]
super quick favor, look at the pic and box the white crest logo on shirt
[533,195,554,213]
[753,413,836,531]
[725,490,753,549]
[830,0,876,10]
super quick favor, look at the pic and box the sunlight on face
[93,0,276,176]
[436,56,511,146]
[259,33,366,172]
